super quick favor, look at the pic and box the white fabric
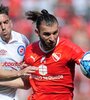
[0,94,18,100]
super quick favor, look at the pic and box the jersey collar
[9,31,18,43]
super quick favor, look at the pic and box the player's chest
[0,42,26,59]
[29,51,69,76]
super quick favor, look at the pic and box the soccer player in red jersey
[0,9,85,100]
[24,9,84,100]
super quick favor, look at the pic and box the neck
[39,37,60,53]
[1,36,12,43]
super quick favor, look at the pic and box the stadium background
[1,0,90,100]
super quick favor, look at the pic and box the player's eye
[43,32,51,36]
[4,20,9,24]
[53,30,58,35]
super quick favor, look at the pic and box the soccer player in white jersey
[0,4,30,100]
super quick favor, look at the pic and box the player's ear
[10,20,13,28]
[35,28,39,35]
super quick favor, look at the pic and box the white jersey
[0,31,29,98]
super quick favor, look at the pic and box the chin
[47,45,55,50]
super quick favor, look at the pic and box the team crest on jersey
[52,53,61,62]
[17,45,25,56]
[39,64,47,75]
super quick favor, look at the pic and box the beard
[39,37,56,51]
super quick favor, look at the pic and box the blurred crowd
[1,0,90,100]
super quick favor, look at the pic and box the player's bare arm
[0,62,38,81]
[0,76,30,89]
[0,65,38,88]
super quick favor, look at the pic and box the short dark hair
[0,4,9,15]
[25,9,58,30]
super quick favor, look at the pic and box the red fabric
[28,96,31,100]
[25,37,84,100]
[29,93,73,100]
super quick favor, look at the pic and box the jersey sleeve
[67,40,85,64]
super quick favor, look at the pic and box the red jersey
[25,37,84,100]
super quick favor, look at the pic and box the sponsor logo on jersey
[52,53,61,62]
[0,62,22,70]
[0,49,7,56]
[39,64,47,75]
[17,45,25,56]
[30,74,64,80]
[30,55,36,62]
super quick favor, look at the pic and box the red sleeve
[65,39,85,64]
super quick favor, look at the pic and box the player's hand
[19,62,29,69]
[18,66,38,76]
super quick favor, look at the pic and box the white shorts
[0,94,18,100]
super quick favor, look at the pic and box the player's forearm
[0,62,30,80]
[0,66,38,81]
[0,70,21,81]
[0,77,28,89]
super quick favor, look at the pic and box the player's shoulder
[59,37,73,45]
[12,30,30,45]
[12,30,21,35]
[58,37,81,50]
[61,37,72,42]
[12,30,23,39]
[12,30,26,38]
[13,31,27,39]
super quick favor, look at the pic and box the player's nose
[49,35,55,42]
[1,23,5,31]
